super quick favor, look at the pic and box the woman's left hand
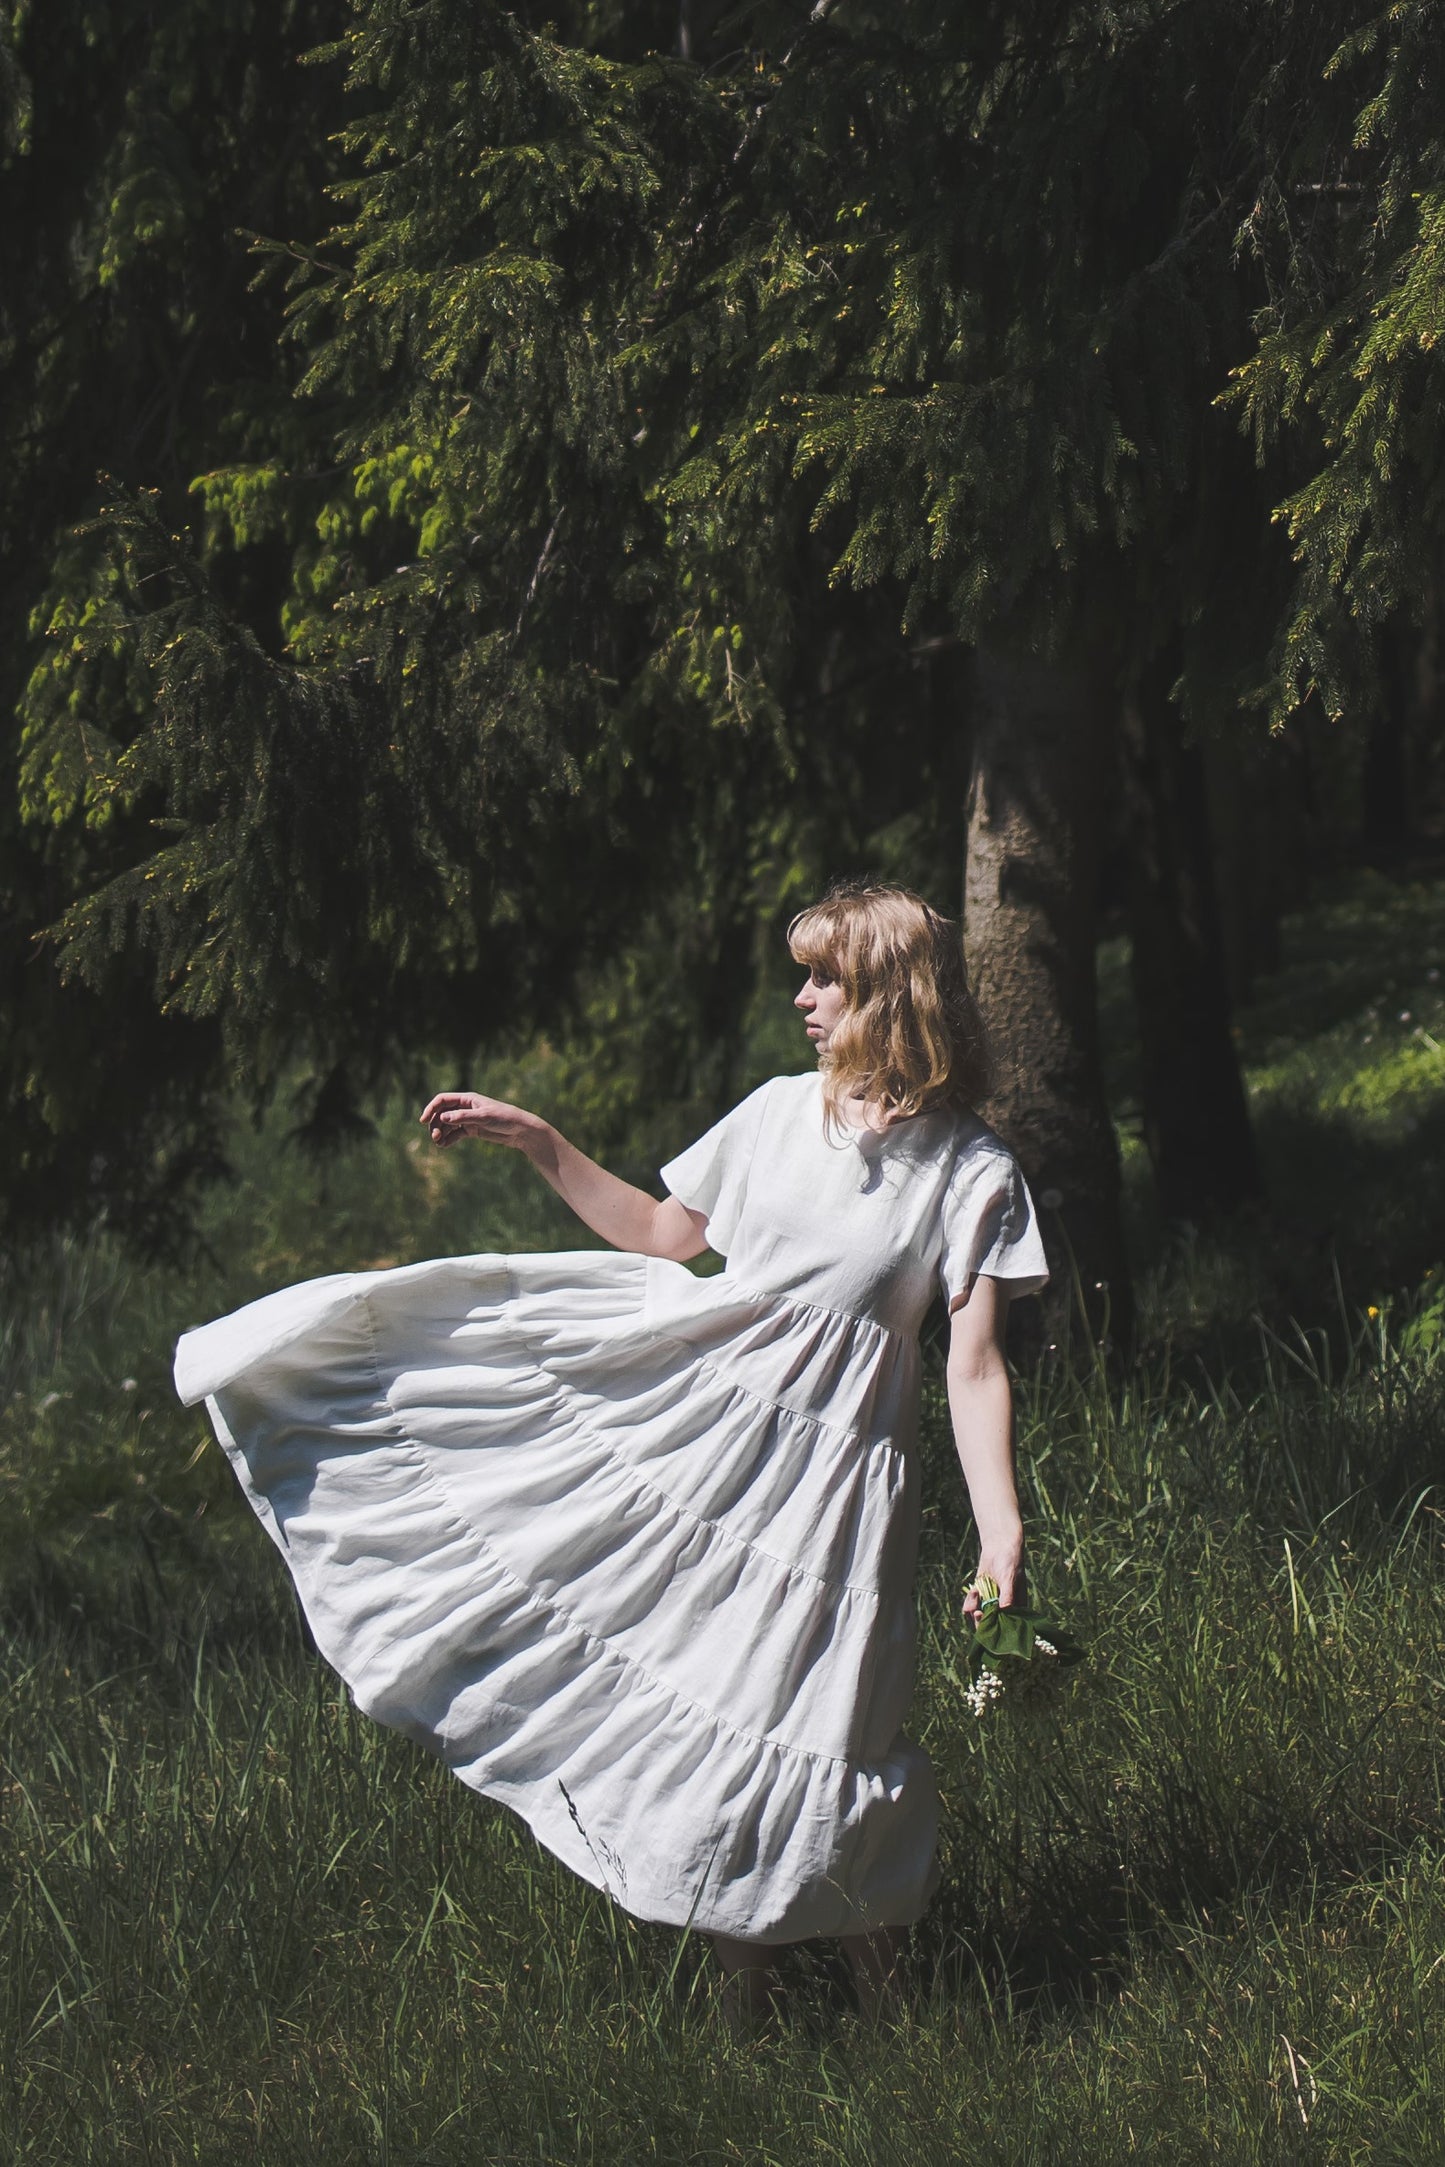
[948,1285,1027,1623]
[963,1545,1026,1620]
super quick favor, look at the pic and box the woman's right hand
[420,1092,548,1155]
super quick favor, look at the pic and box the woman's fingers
[420,1092,473,1125]
[420,1091,534,1153]
[422,1092,493,1147]
[964,1564,1026,1618]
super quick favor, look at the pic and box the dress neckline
[804,1070,947,1154]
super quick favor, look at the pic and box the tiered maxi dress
[173,1071,1048,1944]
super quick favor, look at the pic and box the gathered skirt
[174,1248,941,1942]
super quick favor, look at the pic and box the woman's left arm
[946,1276,1025,1617]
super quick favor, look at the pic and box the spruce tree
[14,0,1440,1291]
[0,0,346,1241]
[1224,2,1445,730]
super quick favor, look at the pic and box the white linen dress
[173,1071,1047,1943]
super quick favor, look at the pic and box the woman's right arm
[420,1091,709,1262]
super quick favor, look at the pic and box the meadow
[2,872,1443,2164]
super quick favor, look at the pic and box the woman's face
[794,964,847,1053]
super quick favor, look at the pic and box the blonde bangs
[788,883,991,1130]
[786,899,853,983]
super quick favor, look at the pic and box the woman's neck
[842,1087,897,1134]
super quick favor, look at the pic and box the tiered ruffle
[175,1251,940,1941]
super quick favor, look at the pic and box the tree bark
[964,649,1132,1358]
[1362,622,1418,869]
[1120,684,1263,1224]
[1205,724,1322,1003]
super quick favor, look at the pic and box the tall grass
[1,1243,1441,2163]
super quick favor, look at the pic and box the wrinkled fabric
[174,1072,1047,1941]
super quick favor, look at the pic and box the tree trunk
[1362,622,1418,869]
[1120,684,1263,1224]
[1205,736,1270,1004]
[964,648,1132,1358]
[1206,720,1324,1003]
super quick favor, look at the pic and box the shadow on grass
[914,1787,1431,2030]
[6,1479,1440,2056]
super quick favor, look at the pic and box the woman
[173,881,1047,2021]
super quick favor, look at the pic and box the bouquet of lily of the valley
[962,1575,1085,1719]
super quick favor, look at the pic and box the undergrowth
[1,1230,1441,2163]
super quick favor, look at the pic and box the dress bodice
[660,1072,1047,1339]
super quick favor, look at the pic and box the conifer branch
[515,511,567,640]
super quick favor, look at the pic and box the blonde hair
[787,881,992,1129]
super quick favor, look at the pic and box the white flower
[965,1668,1006,1719]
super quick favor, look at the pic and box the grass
[2,868,1444,2163]
[2,1323,1441,2162]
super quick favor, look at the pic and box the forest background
[2,2,1445,2160]
[3,0,1444,1329]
